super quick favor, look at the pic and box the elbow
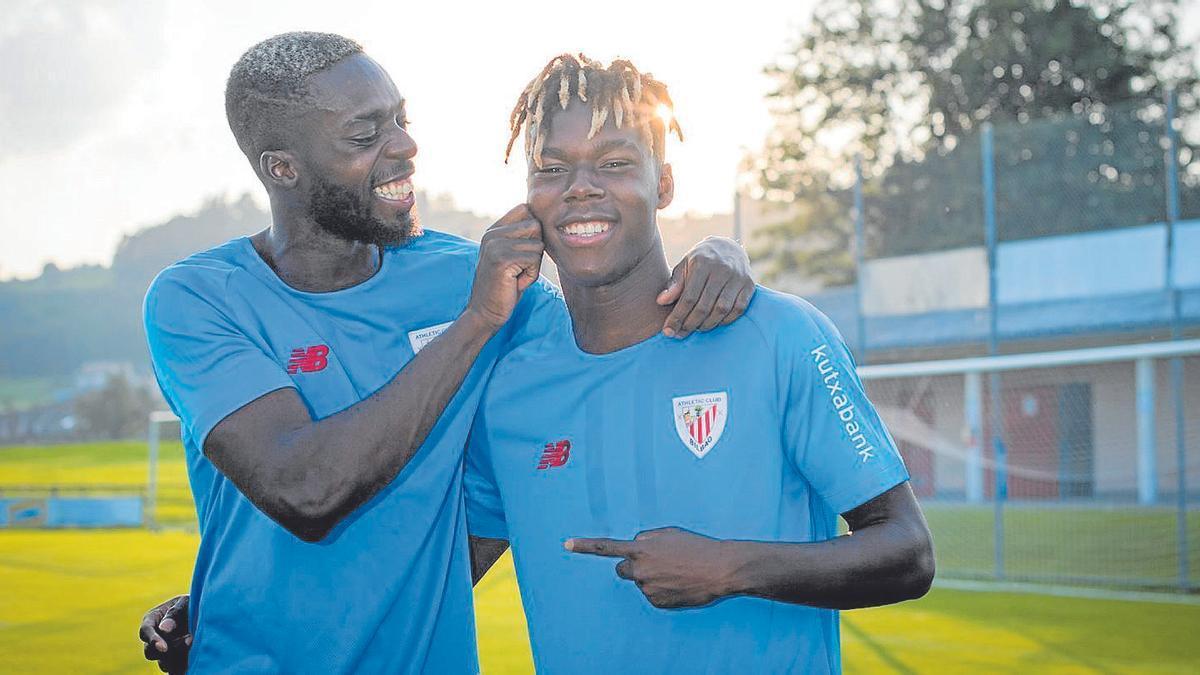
[902,531,936,600]
[284,516,336,543]
[271,477,344,543]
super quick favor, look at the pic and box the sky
[0,0,816,279]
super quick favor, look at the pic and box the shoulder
[492,316,569,382]
[388,229,480,260]
[143,238,250,316]
[741,285,846,349]
[378,230,483,290]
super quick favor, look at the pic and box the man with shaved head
[137,33,752,673]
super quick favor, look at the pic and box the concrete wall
[997,226,1166,304]
[861,247,988,316]
[855,219,1200,319]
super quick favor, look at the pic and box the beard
[308,177,420,248]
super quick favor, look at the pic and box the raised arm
[566,482,933,610]
[724,482,933,608]
[199,206,543,542]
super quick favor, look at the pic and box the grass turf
[0,441,194,526]
[3,442,1196,587]
[1,529,1198,673]
[2,442,1198,672]
[0,377,63,409]
[922,503,1200,586]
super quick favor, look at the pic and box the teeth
[562,221,611,237]
[373,178,413,200]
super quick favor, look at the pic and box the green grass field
[0,377,64,409]
[922,503,1200,585]
[2,442,1199,672]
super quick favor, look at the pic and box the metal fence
[860,345,1198,591]
[834,92,1199,591]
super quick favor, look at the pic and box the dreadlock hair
[505,54,684,168]
[225,31,363,163]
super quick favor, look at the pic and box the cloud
[0,0,166,159]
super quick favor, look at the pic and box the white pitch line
[934,578,1200,606]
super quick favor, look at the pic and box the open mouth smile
[372,176,415,207]
[557,219,615,246]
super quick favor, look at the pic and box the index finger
[565,537,639,558]
[662,264,712,337]
[139,616,168,654]
[492,204,533,227]
[489,209,542,242]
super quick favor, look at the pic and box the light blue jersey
[465,287,909,674]
[144,231,563,674]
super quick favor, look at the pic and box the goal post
[147,410,180,531]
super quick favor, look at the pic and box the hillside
[0,192,490,383]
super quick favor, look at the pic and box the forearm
[268,310,499,538]
[724,519,934,609]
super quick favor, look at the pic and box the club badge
[408,321,454,354]
[672,391,728,459]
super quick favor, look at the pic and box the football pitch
[2,442,1199,673]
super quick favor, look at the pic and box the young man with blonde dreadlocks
[463,53,935,673]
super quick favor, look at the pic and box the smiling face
[528,101,674,287]
[288,53,419,245]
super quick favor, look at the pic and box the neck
[251,195,380,293]
[560,241,672,354]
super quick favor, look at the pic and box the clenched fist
[466,204,545,329]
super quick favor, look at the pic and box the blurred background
[2,0,1200,672]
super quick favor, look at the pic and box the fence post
[981,123,1006,579]
[1164,87,1189,590]
[1135,358,1158,505]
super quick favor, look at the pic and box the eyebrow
[540,138,642,160]
[344,99,406,128]
[593,138,641,154]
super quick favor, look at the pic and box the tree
[74,373,154,440]
[753,0,1199,285]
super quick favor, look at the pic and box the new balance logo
[537,440,571,470]
[287,345,329,374]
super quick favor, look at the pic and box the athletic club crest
[672,392,728,459]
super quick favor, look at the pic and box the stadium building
[806,219,1200,506]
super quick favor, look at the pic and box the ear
[259,151,299,189]
[656,162,675,210]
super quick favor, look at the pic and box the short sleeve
[779,299,909,515]
[144,270,296,450]
[463,403,508,539]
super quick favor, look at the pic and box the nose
[383,125,418,160]
[565,167,604,202]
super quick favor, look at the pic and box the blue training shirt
[143,230,563,674]
[465,287,909,674]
